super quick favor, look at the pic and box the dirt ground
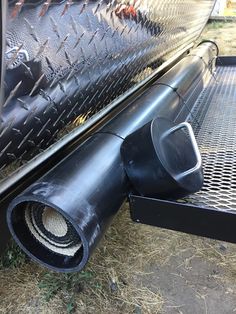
[1,21,236,314]
[1,206,236,314]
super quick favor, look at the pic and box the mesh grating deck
[188,65,236,210]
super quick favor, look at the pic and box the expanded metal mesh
[0,0,215,180]
[187,66,236,210]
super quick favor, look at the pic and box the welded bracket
[129,194,236,243]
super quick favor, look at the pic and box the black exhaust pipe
[7,42,217,272]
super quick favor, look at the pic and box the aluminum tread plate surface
[0,0,215,181]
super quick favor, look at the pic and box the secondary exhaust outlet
[121,118,203,200]
[7,43,217,272]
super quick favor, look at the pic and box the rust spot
[61,0,74,16]
[115,4,137,19]
[39,0,52,17]
[11,0,25,19]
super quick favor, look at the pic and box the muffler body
[7,42,217,272]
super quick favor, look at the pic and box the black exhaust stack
[7,42,217,272]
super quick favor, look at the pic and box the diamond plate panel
[0,0,215,180]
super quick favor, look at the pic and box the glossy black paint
[7,42,217,272]
[216,56,236,66]
[0,50,184,255]
[130,195,236,244]
[121,118,203,199]
[102,42,217,138]
[8,133,126,271]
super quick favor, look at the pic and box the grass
[0,240,28,269]
[206,21,226,29]
[199,21,236,55]
[38,271,93,313]
[1,205,236,313]
[0,207,165,313]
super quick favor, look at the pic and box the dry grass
[0,206,165,313]
[1,205,236,313]
[200,21,236,55]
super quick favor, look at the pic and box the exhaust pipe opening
[8,201,87,272]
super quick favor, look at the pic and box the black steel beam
[130,195,236,243]
[217,56,236,66]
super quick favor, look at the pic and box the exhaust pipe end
[7,197,89,273]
